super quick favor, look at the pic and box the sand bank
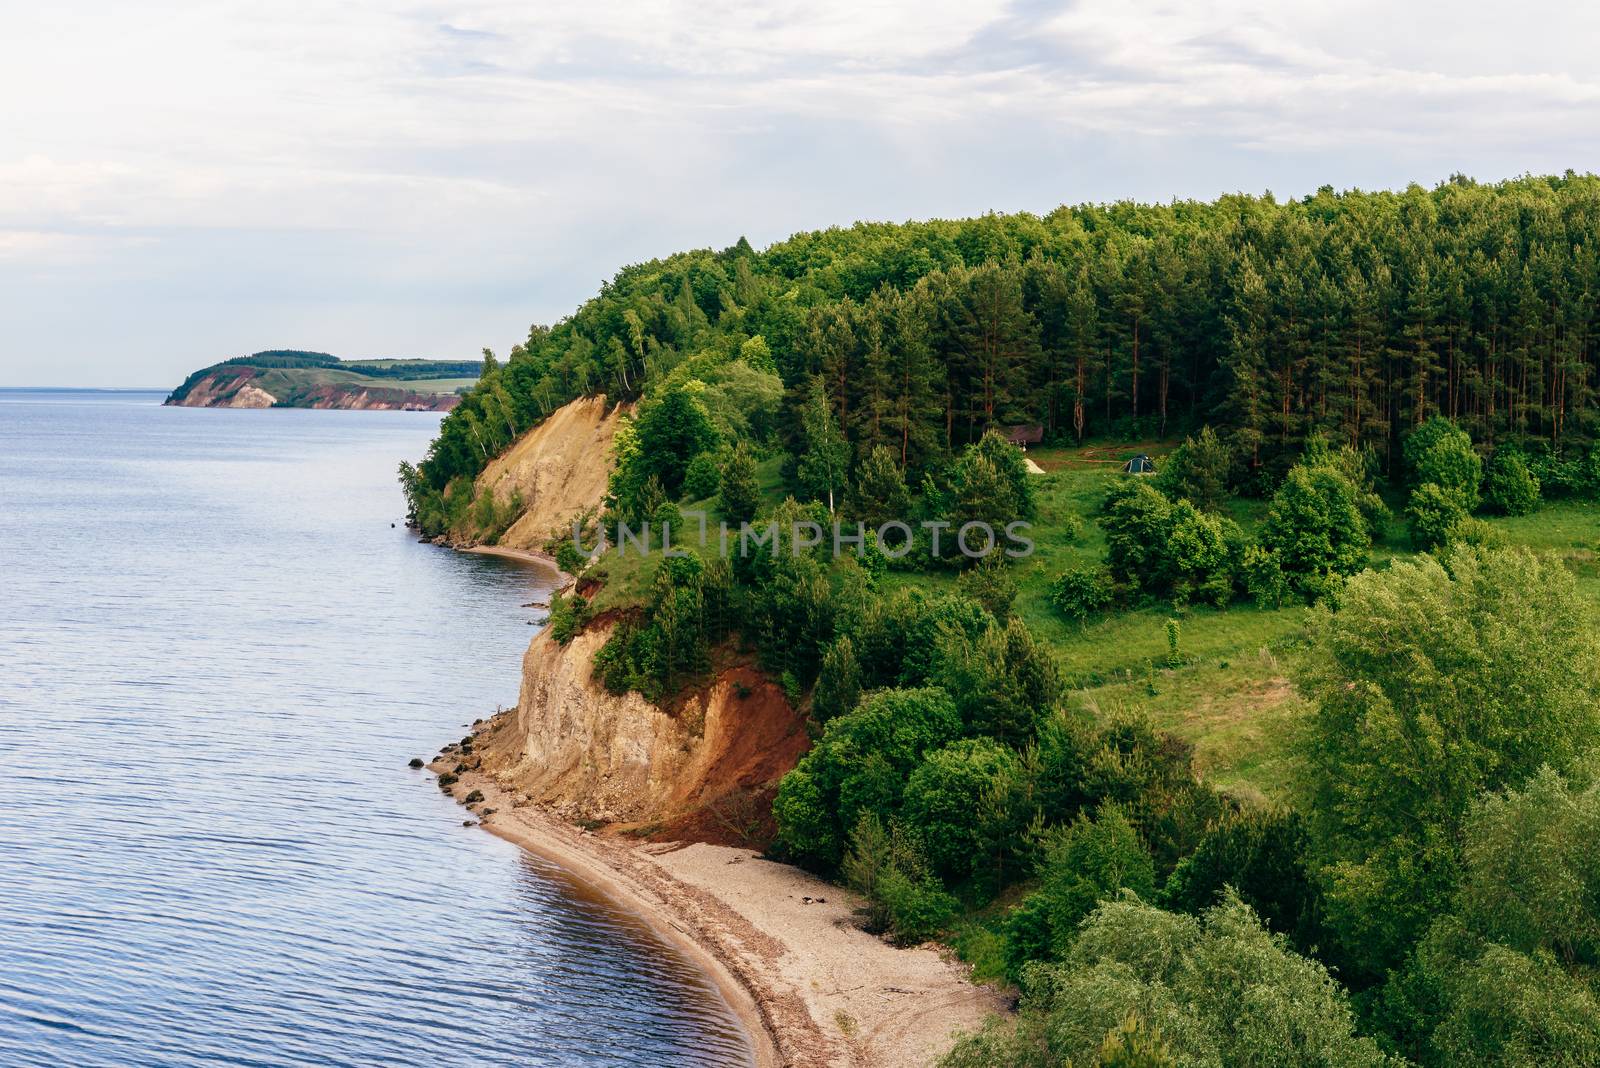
[434,767,1005,1068]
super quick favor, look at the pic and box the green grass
[887,459,1600,804]
[386,376,480,393]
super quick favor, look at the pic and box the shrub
[772,687,963,870]
[877,866,959,945]
[1011,803,1155,963]
[1260,463,1371,598]
[681,451,722,501]
[902,738,1025,882]
[1405,417,1481,509]
[1049,565,1114,621]
[546,592,590,645]
[1526,445,1585,499]
[931,616,1062,747]
[1154,425,1231,511]
[1485,449,1540,516]
[1407,482,1470,551]
[1100,481,1239,606]
[552,537,588,576]
[1162,500,1238,606]
[1241,544,1290,609]
[963,894,1391,1068]
[1161,807,1320,951]
[841,812,958,944]
[955,555,1019,621]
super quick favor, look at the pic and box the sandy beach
[433,765,1007,1068]
[460,542,569,575]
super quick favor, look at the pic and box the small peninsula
[165,350,480,411]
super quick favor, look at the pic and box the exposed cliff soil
[473,394,628,552]
[473,621,810,835]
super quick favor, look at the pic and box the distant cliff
[165,350,479,411]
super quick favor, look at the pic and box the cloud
[1,0,1599,385]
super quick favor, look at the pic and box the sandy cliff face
[474,620,809,828]
[475,395,628,552]
[467,393,807,832]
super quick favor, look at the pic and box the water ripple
[0,390,752,1068]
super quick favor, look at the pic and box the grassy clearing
[889,452,1600,804]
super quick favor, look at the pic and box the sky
[4,1,1600,388]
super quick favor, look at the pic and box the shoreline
[434,764,784,1067]
[459,542,570,577]
[433,762,1005,1068]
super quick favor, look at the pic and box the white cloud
[1,0,1598,385]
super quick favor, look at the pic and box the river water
[0,390,752,1067]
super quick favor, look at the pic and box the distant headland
[164,350,480,411]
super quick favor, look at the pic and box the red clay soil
[655,665,811,849]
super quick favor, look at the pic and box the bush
[1049,565,1114,622]
[931,616,1062,747]
[546,592,590,644]
[772,687,963,870]
[1011,803,1155,963]
[1260,463,1371,598]
[1241,544,1290,609]
[902,738,1025,882]
[1100,481,1239,606]
[955,555,1019,621]
[552,537,588,576]
[962,894,1391,1068]
[841,812,958,944]
[681,451,722,501]
[1405,417,1482,509]
[1526,445,1585,499]
[1154,425,1231,511]
[1161,807,1320,951]
[877,866,959,945]
[1485,449,1540,516]
[1407,482,1470,551]
[1162,500,1238,606]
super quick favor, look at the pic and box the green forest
[406,174,1600,1067]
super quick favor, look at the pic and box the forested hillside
[405,172,1600,528]
[409,174,1600,1067]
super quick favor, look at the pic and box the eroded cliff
[474,395,628,552]
[472,620,809,837]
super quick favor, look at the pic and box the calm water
[0,390,752,1067]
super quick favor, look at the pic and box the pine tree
[718,443,761,526]
[796,376,849,512]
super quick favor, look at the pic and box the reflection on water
[0,390,752,1067]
